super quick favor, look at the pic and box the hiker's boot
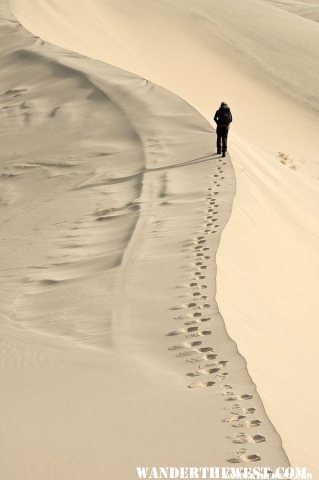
[222,152,226,157]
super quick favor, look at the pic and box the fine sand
[266,0,319,22]
[0,1,290,479]
[2,0,319,478]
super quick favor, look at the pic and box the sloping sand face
[9,0,319,476]
[266,0,319,22]
[0,2,290,479]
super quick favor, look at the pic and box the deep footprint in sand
[184,317,210,326]
[188,381,215,388]
[232,419,262,428]
[186,366,220,377]
[231,406,256,415]
[224,394,254,402]
[168,340,202,350]
[186,353,217,363]
[227,453,261,464]
[227,433,266,444]
[166,326,199,336]
[223,414,246,423]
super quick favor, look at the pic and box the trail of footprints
[166,156,265,465]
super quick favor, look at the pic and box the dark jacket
[214,105,233,127]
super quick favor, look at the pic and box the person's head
[220,101,228,108]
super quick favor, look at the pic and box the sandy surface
[266,0,319,22]
[0,1,291,479]
[2,0,319,477]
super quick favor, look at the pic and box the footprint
[232,419,262,428]
[241,394,254,400]
[216,372,229,380]
[224,394,254,402]
[198,346,214,353]
[227,453,261,464]
[166,326,199,336]
[231,406,256,415]
[185,317,210,326]
[223,414,246,423]
[186,366,220,377]
[188,381,215,388]
[186,353,217,363]
[227,433,266,444]
[168,340,202,351]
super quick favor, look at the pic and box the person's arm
[229,112,233,123]
[213,110,219,123]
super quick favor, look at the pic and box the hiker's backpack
[218,108,231,125]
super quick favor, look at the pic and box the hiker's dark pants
[216,125,229,153]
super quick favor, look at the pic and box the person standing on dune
[214,102,233,157]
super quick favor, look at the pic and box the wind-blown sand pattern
[0,2,290,478]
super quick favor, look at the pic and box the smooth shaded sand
[11,0,319,475]
[0,2,290,479]
[266,0,319,22]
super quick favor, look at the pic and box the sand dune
[2,0,319,477]
[267,0,319,22]
[0,1,291,479]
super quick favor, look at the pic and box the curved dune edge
[10,0,319,475]
[0,1,291,478]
